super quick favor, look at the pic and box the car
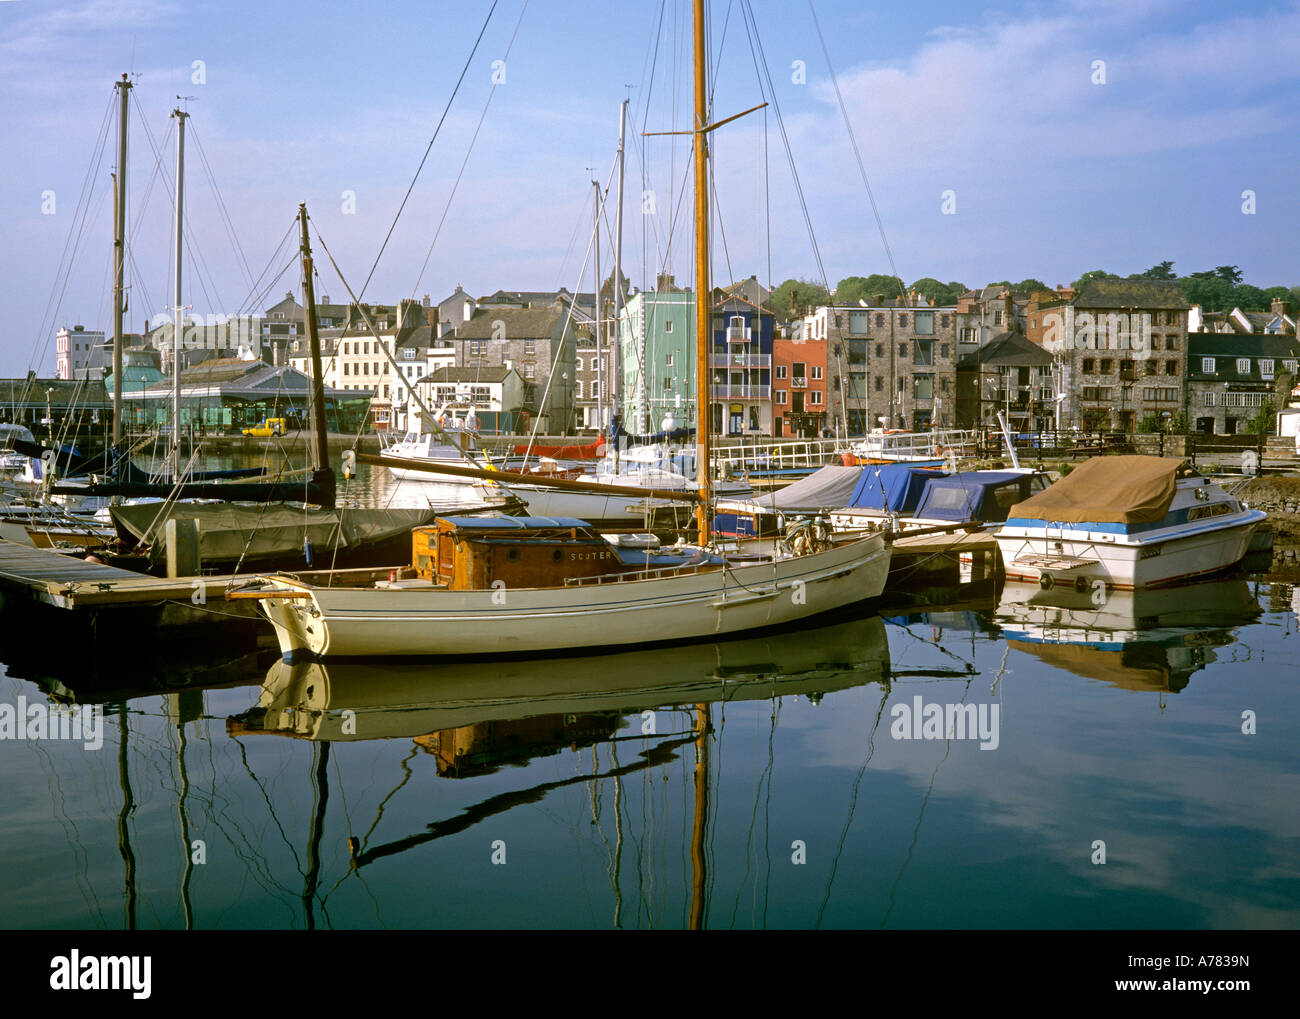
[241,417,288,437]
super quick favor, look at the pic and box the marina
[1,0,1297,958]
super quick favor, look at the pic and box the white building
[55,325,110,380]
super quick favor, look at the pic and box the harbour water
[2,564,1296,929]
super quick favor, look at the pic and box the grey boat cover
[758,465,873,513]
[110,501,438,564]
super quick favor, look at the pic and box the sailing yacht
[245,0,890,660]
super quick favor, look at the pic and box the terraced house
[1185,335,1300,435]
[1031,279,1189,431]
[453,303,576,434]
[804,303,959,433]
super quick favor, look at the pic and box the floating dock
[0,539,264,630]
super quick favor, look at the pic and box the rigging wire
[359,0,501,300]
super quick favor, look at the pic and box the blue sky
[1,0,1297,375]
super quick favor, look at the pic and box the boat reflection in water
[230,614,891,748]
[994,576,1261,694]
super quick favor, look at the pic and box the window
[1224,392,1267,408]
[834,314,842,329]
[875,343,884,359]
[1203,393,1216,407]
[1082,358,1095,373]
[1202,357,1215,373]
[1081,387,1111,401]
[363,362,370,375]
[1165,360,1177,376]
[849,311,868,334]
[1100,359,1113,374]
[522,363,535,380]
[574,381,583,399]
[1237,358,1251,374]
[914,339,933,366]
[913,373,934,400]
[875,376,883,392]
[665,353,674,367]
[1166,336,1177,350]
[1142,387,1178,402]
[810,390,823,406]
[899,314,908,327]
[1121,386,1132,401]
[664,320,673,333]
[810,365,823,380]
[994,310,1003,325]
[899,343,907,359]
[749,406,760,430]
[1261,359,1275,378]
[776,389,787,405]
[524,340,535,356]
[1286,360,1298,374]
[875,314,884,328]
[776,365,787,379]
[940,343,949,359]
[940,314,950,328]
[897,376,906,394]
[940,377,950,394]
[343,363,350,376]
[663,377,673,391]
[914,311,934,335]
[470,340,486,356]
[401,348,416,360]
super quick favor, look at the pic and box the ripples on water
[1,566,1296,930]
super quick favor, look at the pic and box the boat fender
[304,537,314,567]
[1073,576,1089,593]
[1039,574,1054,590]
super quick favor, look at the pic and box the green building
[619,277,696,434]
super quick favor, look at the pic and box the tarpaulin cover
[1007,456,1184,524]
[110,502,438,564]
[844,464,937,513]
[911,471,1031,523]
[759,466,870,512]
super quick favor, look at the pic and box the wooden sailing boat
[242,0,890,659]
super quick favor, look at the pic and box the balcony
[711,353,771,369]
[712,384,771,399]
[792,377,808,389]
[725,326,752,343]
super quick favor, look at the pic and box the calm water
[1,573,1296,929]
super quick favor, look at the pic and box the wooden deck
[0,539,261,616]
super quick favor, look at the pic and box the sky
[1,0,1297,376]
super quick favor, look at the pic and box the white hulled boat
[994,455,1265,590]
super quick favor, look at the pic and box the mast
[170,107,188,480]
[693,0,711,543]
[112,75,131,446]
[593,179,603,434]
[613,98,627,437]
[298,204,336,509]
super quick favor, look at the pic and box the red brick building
[773,337,829,437]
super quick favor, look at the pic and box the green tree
[909,277,965,306]
[1131,261,1177,280]
[1180,275,1236,312]
[1263,286,1292,310]
[1234,284,1267,311]
[1013,278,1051,294]
[1072,269,1119,289]
[1190,265,1243,285]
[771,278,831,319]
[1245,401,1275,435]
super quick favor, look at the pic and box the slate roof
[1187,335,1300,384]
[456,306,568,340]
[426,366,515,384]
[956,331,1051,369]
[1072,279,1189,310]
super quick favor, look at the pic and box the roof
[1187,334,1300,359]
[0,377,112,408]
[426,366,515,384]
[956,331,1051,369]
[1008,456,1185,524]
[456,306,568,340]
[1072,279,1189,311]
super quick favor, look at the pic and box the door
[729,404,744,435]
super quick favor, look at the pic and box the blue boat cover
[844,464,936,513]
[911,471,1031,523]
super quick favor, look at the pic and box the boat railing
[563,559,720,586]
[710,438,842,475]
[852,429,979,457]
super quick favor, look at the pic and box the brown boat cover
[1007,456,1184,524]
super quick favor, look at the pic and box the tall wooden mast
[693,0,711,542]
[111,74,131,446]
[298,204,335,510]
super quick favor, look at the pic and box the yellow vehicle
[241,417,288,437]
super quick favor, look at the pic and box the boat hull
[995,511,1265,590]
[257,534,890,659]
